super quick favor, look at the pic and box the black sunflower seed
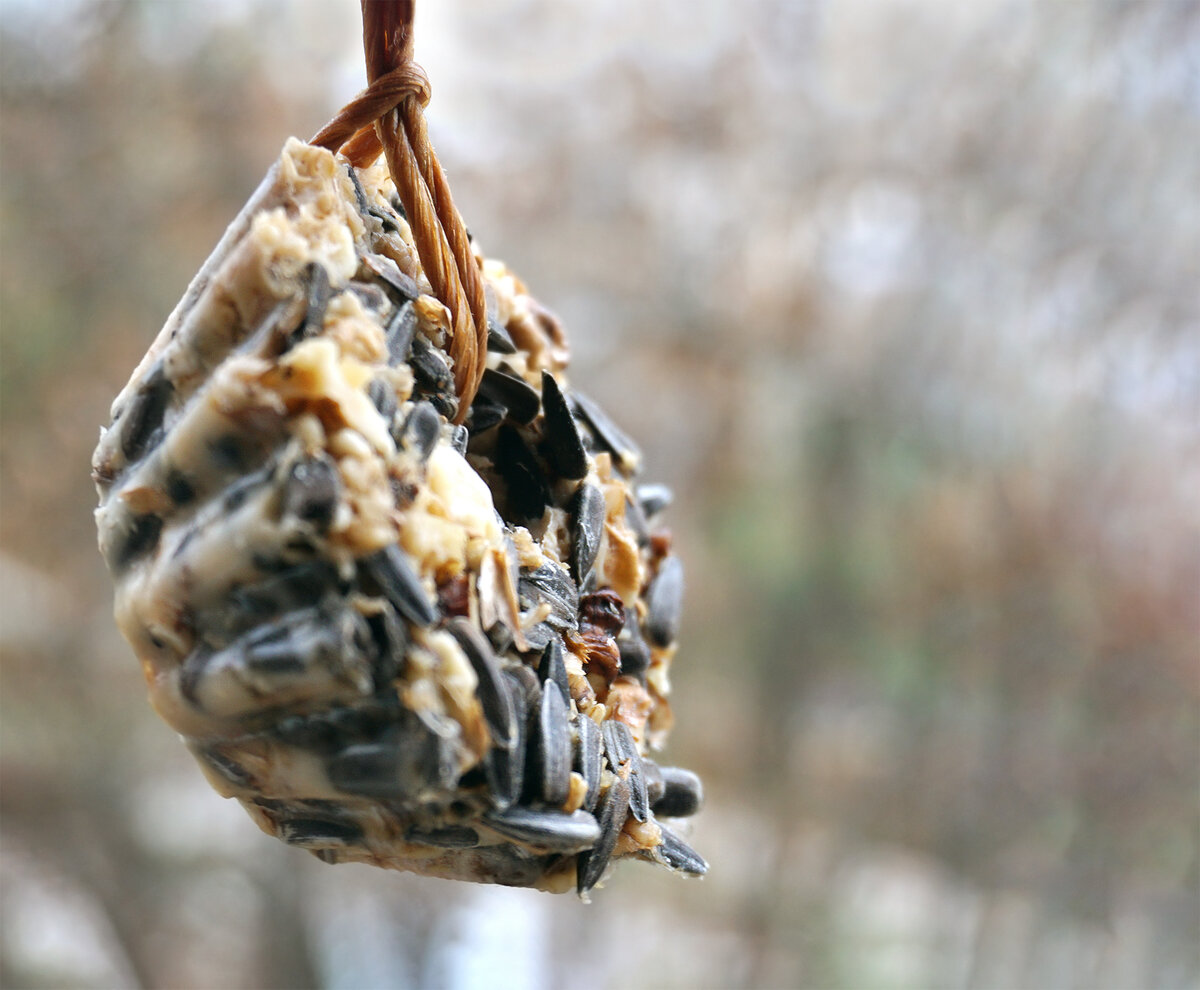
[363,600,407,687]
[532,681,571,806]
[279,817,364,848]
[363,252,419,302]
[300,261,331,339]
[652,766,704,819]
[385,301,418,366]
[478,368,541,425]
[569,483,606,585]
[517,562,579,631]
[345,163,370,214]
[486,317,517,354]
[107,512,163,572]
[230,561,340,621]
[602,720,649,822]
[569,389,642,475]
[281,456,340,532]
[193,746,254,789]
[576,778,631,895]
[482,808,600,853]
[573,714,603,813]
[359,545,437,627]
[396,401,440,461]
[326,740,410,798]
[446,618,517,750]
[467,394,506,435]
[486,670,530,810]
[642,759,666,806]
[118,362,173,462]
[538,638,571,704]
[368,377,397,424]
[505,664,542,712]
[494,425,549,521]
[411,336,454,394]
[165,468,195,506]
[617,609,652,681]
[637,484,673,520]
[654,824,708,876]
[540,371,587,480]
[644,556,684,647]
[404,824,480,849]
[625,493,650,547]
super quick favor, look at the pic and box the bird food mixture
[92,139,704,895]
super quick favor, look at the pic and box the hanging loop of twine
[311,0,487,421]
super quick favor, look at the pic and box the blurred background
[2,1,1198,987]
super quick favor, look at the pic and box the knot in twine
[311,5,487,420]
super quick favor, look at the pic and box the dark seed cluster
[92,139,704,894]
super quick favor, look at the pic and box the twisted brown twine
[311,0,487,420]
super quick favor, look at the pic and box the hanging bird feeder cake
[92,0,704,895]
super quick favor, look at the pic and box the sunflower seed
[368,377,398,424]
[602,720,649,822]
[411,336,454,395]
[642,759,665,806]
[532,680,571,806]
[570,483,606,585]
[570,389,642,475]
[483,808,600,853]
[229,561,340,621]
[404,824,480,849]
[574,714,603,813]
[576,778,630,895]
[495,425,549,521]
[486,317,517,354]
[279,817,364,848]
[281,456,340,532]
[345,162,370,214]
[326,740,411,798]
[505,664,542,712]
[450,424,469,454]
[326,719,451,798]
[447,618,517,750]
[637,483,673,519]
[300,261,331,339]
[385,300,418,365]
[363,252,419,302]
[653,824,708,876]
[644,556,684,647]
[653,766,704,818]
[467,394,506,435]
[359,545,437,627]
[363,600,407,686]
[485,671,530,809]
[539,371,587,480]
[617,612,652,681]
[478,368,541,425]
[165,468,195,506]
[107,512,162,572]
[192,745,254,789]
[538,638,571,703]
[517,562,579,631]
[347,280,389,313]
[624,493,650,547]
[118,362,172,462]
[397,401,440,461]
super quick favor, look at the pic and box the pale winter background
[1,1,1198,988]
